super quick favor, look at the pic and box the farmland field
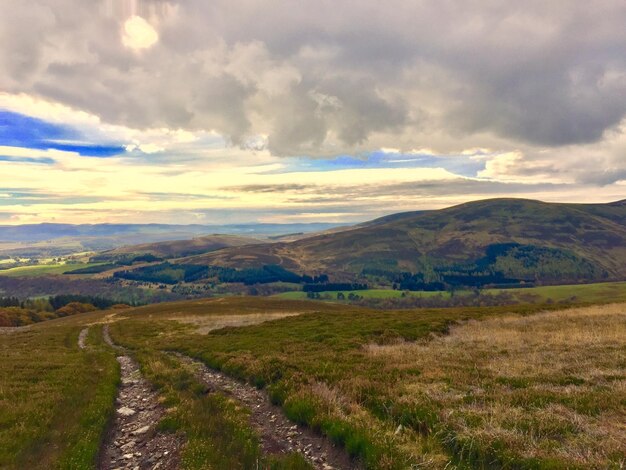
[0,262,104,278]
[274,280,626,305]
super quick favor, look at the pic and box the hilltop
[179,198,626,285]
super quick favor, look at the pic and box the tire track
[173,352,361,470]
[100,325,183,470]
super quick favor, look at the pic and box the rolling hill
[178,198,626,285]
[0,222,344,258]
[93,234,263,261]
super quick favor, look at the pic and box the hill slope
[95,234,263,261]
[180,198,626,284]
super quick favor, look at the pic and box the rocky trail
[100,325,183,470]
[174,353,361,470]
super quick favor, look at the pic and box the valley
[2,199,626,314]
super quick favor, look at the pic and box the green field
[487,280,626,303]
[274,281,626,304]
[0,263,104,278]
[274,289,450,300]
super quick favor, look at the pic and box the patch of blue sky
[0,196,101,206]
[0,155,56,165]
[279,150,486,177]
[0,111,126,157]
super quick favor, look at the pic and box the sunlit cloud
[0,93,624,225]
[122,16,158,50]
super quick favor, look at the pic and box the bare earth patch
[365,304,626,467]
[88,313,129,326]
[172,312,306,334]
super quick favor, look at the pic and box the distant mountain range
[0,222,345,257]
[178,198,626,286]
[0,222,346,243]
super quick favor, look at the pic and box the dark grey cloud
[578,169,626,186]
[1,0,625,159]
[229,178,562,203]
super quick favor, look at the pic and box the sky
[0,0,625,225]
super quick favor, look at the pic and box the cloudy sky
[0,0,624,225]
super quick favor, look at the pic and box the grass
[486,280,626,304]
[2,295,624,469]
[0,262,102,278]
[109,297,625,469]
[365,304,626,468]
[0,316,119,469]
[273,280,626,305]
[129,348,312,469]
[63,263,117,275]
[0,301,316,469]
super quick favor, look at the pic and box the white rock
[117,407,136,416]
[131,425,150,435]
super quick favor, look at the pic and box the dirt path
[174,353,361,470]
[78,327,89,349]
[102,324,117,349]
[0,325,31,334]
[100,325,183,470]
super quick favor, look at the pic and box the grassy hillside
[0,316,118,469]
[110,297,625,469]
[181,198,626,285]
[95,234,263,261]
[2,297,624,468]
[0,306,313,470]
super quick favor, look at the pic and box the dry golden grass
[172,312,307,334]
[365,304,626,467]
